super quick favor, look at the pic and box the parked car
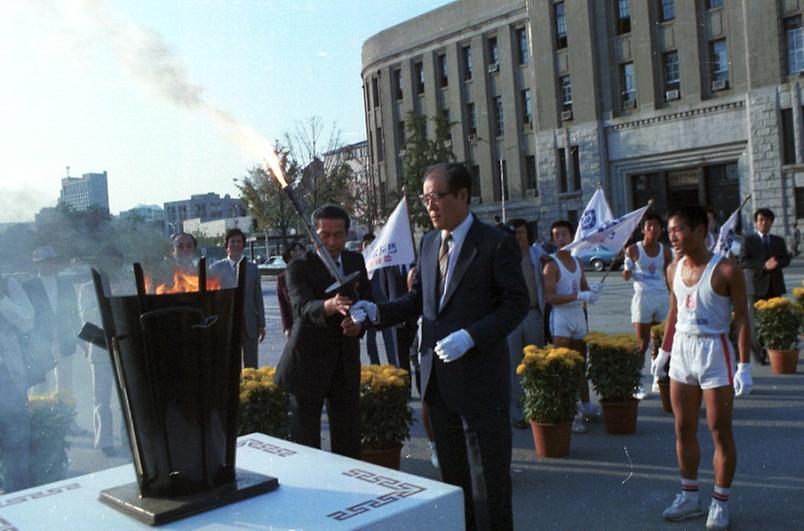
[257,255,287,276]
[575,246,624,272]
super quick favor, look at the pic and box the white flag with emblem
[570,188,614,256]
[363,197,416,278]
[562,204,651,256]
[714,208,739,256]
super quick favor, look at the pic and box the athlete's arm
[718,259,751,364]
[622,244,637,281]
[661,260,678,352]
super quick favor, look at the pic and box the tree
[401,111,457,230]
[235,146,301,248]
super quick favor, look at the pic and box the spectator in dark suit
[277,242,306,337]
[274,205,373,458]
[739,208,792,364]
[351,163,529,530]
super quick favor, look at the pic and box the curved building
[362,0,804,240]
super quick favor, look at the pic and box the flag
[714,208,739,256]
[363,197,416,278]
[562,204,650,256]
[570,188,614,255]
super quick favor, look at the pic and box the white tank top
[551,253,582,309]
[633,242,668,294]
[673,254,731,335]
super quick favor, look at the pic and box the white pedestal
[0,433,464,530]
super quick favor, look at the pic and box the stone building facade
[362,0,804,240]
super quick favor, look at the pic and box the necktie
[763,234,770,253]
[438,232,452,299]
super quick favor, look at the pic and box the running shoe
[633,385,647,400]
[706,499,729,530]
[571,413,588,433]
[662,491,705,522]
[579,402,601,421]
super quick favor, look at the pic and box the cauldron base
[98,469,278,526]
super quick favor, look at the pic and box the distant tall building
[60,171,110,213]
[163,193,247,234]
[362,0,804,238]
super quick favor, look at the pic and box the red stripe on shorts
[719,334,733,386]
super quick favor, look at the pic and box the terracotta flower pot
[601,398,639,434]
[529,420,572,458]
[360,444,403,470]
[767,349,799,374]
[657,380,673,414]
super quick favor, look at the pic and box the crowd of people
[0,161,796,531]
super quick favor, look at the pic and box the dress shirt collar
[445,212,474,250]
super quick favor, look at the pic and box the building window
[415,62,425,95]
[376,126,384,162]
[437,54,448,87]
[786,16,804,75]
[621,62,635,103]
[706,0,723,9]
[470,165,482,202]
[617,0,631,34]
[558,148,568,193]
[782,108,796,165]
[522,89,533,124]
[796,188,804,218]
[462,45,473,80]
[560,75,572,111]
[500,160,508,201]
[555,2,567,49]
[442,108,452,141]
[571,145,581,190]
[494,96,504,137]
[393,68,403,100]
[488,36,499,66]
[467,103,477,135]
[516,27,529,65]
[397,120,406,145]
[663,50,680,91]
[659,0,675,22]
[371,76,380,108]
[710,39,729,85]
[525,155,537,192]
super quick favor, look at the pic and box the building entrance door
[668,188,699,208]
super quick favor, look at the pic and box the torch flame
[264,148,288,188]
[145,270,222,294]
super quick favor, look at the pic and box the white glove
[651,348,670,378]
[576,291,599,304]
[349,300,379,324]
[435,329,475,363]
[589,281,603,294]
[734,362,753,397]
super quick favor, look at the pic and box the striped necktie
[438,232,452,299]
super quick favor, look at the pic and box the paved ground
[58,258,804,529]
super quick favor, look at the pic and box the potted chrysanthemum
[585,331,642,434]
[754,297,803,374]
[517,345,584,458]
[238,367,291,439]
[26,392,75,485]
[359,364,414,469]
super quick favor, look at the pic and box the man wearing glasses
[351,163,528,530]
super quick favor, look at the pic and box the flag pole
[599,199,654,283]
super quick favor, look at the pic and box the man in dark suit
[275,205,373,458]
[209,228,266,368]
[351,163,529,530]
[739,208,792,364]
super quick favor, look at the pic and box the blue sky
[0,0,451,221]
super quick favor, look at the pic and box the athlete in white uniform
[543,220,603,433]
[623,213,672,398]
[652,206,751,531]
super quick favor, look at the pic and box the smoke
[30,0,285,180]
[0,186,56,223]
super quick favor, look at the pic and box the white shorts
[631,290,669,324]
[668,332,735,389]
[550,305,587,340]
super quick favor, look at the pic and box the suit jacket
[209,259,266,339]
[378,217,529,416]
[274,249,373,401]
[739,232,791,298]
[276,271,293,333]
[23,275,80,357]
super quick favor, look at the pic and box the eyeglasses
[419,191,451,205]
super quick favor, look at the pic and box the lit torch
[263,150,360,295]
